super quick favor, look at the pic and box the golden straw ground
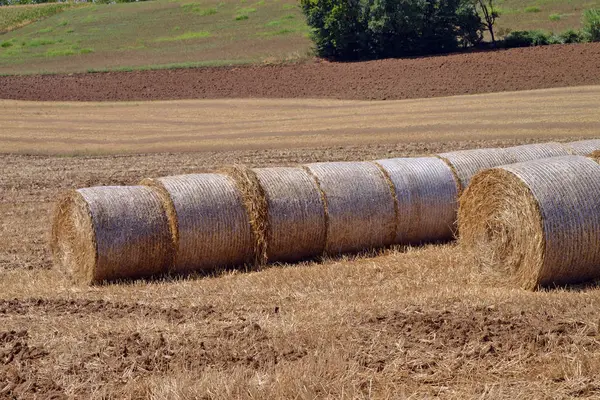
[51,186,174,284]
[458,156,600,290]
[142,174,255,274]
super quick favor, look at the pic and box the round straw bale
[590,150,600,161]
[564,139,600,156]
[141,174,255,274]
[458,156,600,290]
[253,167,326,263]
[436,147,515,191]
[375,157,459,244]
[303,161,396,254]
[504,142,570,162]
[50,186,174,285]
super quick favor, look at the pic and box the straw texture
[458,156,600,290]
[565,139,600,156]
[303,161,396,254]
[51,186,174,284]
[142,174,255,274]
[505,142,570,162]
[437,147,515,191]
[375,157,458,244]
[253,167,326,263]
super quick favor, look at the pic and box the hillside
[0,0,599,75]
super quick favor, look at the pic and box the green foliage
[503,28,588,48]
[524,6,540,13]
[181,4,218,16]
[503,30,551,47]
[0,3,76,33]
[155,31,211,42]
[549,13,561,22]
[235,14,249,20]
[582,8,600,42]
[559,28,586,43]
[301,0,483,60]
[1,40,13,47]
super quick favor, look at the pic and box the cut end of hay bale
[51,186,175,285]
[459,156,600,290]
[226,166,269,266]
[51,190,97,285]
[458,168,545,290]
[589,150,600,162]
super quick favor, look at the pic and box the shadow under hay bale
[50,186,174,285]
[303,161,396,255]
[253,167,326,263]
[436,147,515,192]
[458,156,600,290]
[564,139,600,156]
[375,157,458,244]
[505,142,571,162]
[141,174,255,274]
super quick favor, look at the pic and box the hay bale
[437,147,515,191]
[51,186,174,284]
[375,157,459,244]
[458,156,600,290]
[142,174,255,274]
[303,161,396,254]
[505,142,570,162]
[564,139,600,156]
[253,167,326,262]
[590,150,600,161]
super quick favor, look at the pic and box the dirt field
[2,42,600,101]
[2,85,600,398]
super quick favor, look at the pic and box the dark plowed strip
[1,43,600,102]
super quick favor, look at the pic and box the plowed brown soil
[1,43,600,101]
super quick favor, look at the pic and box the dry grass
[3,87,600,398]
[4,143,600,398]
[459,156,600,290]
[1,85,600,156]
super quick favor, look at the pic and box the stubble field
[1,85,600,398]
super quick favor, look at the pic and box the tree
[476,0,499,46]
[301,0,484,60]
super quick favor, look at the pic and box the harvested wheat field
[2,86,600,398]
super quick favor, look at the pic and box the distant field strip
[1,85,599,155]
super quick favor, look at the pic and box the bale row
[52,139,600,284]
[458,155,600,290]
[436,141,584,192]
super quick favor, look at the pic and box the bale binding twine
[141,174,255,274]
[375,157,458,244]
[303,161,396,254]
[458,155,600,290]
[437,147,515,191]
[564,139,600,156]
[504,142,570,162]
[51,186,174,284]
